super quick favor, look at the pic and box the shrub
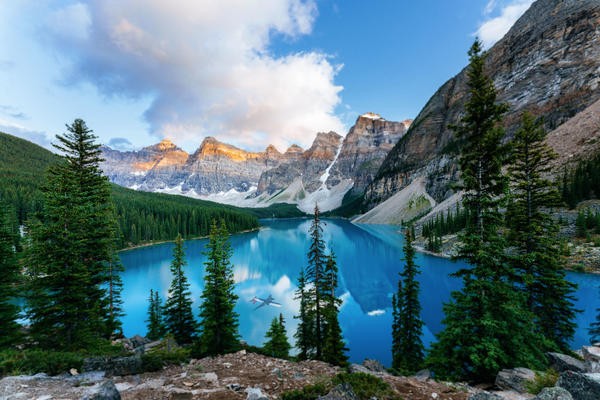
[0,350,83,376]
[526,369,559,395]
[332,373,397,400]
[280,381,330,400]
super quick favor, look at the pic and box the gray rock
[129,335,150,349]
[547,353,586,373]
[557,371,600,400]
[362,359,386,373]
[495,367,536,393]
[348,363,372,375]
[318,383,358,400]
[82,355,143,377]
[245,387,269,400]
[415,369,432,381]
[582,346,600,372]
[81,380,121,400]
[534,387,573,400]
[468,393,504,400]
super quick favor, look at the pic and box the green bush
[141,336,191,372]
[526,369,559,395]
[0,350,83,376]
[332,373,397,400]
[280,381,329,400]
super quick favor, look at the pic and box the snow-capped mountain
[100,114,410,212]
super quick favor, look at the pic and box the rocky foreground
[3,341,600,400]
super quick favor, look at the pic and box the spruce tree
[507,112,578,351]
[25,119,120,350]
[164,234,197,344]
[105,255,125,338]
[427,41,546,382]
[304,204,327,359]
[146,289,165,341]
[0,203,21,348]
[392,229,424,374]
[263,314,291,359]
[196,220,240,356]
[294,269,314,360]
[321,252,348,366]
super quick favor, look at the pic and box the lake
[119,218,600,365]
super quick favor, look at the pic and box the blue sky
[0,0,533,152]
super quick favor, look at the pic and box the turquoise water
[119,218,600,365]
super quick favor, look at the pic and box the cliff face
[366,0,600,207]
[326,113,410,195]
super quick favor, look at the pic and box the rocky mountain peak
[284,144,304,157]
[143,138,186,155]
[304,131,342,160]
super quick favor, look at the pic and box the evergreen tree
[105,255,125,338]
[196,220,240,356]
[304,204,327,359]
[0,202,21,348]
[507,112,578,352]
[392,229,424,374]
[321,252,348,366]
[263,314,291,359]
[25,119,120,350]
[293,269,314,360]
[164,234,197,344]
[427,41,546,382]
[146,289,165,341]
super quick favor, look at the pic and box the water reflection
[119,218,600,366]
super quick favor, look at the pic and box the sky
[0,0,534,153]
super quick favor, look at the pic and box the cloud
[0,119,52,150]
[41,0,344,151]
[476,0,534,49]
[0,105,28,120]
[108,137,133,150]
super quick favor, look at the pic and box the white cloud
[476,0,534,49]
[42,0,344,151]
[0,119,52,150]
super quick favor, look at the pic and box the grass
[525,369,559,395]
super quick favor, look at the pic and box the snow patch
[360,112,383,120]
[367,309,385,316]
[319,141,343,185]
[131,170,146,176]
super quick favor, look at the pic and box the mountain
[100,113,409,213]
[364,0,600,212]
[0,131,260,247]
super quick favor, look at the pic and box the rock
[70,368,79,376]
[547,353,586,373]
[227,383,243,392]
[495,367,536,393]
[557,371,600,400]
[468,393,504,400]
[82,355,143,377]
[245,387,269,400]
[81,380,121,400]
[129,334,150,349]
[348,363,372,375]
[318,383,358,400]
[167,389,193,400]
[415,369,432,381]
[534,387,573,400]
[362,358,386,373]
[581,346,600,372]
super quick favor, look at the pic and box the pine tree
[427,41,546,382]
[392,229,424,374]
[304,204,327,359]
[0,203,21,348]
[105,255,125,338]
[321,252,348,366]
[263,314,291,359]
[196,220,240,356]
[146,289,165,341]
[25,119,121,350]
[507,112,578,351]
[164,234,197,344]
[294,269,314,360]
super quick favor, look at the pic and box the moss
[525,369,559,395]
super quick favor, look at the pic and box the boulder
[348,363,371,375]
[546,353,586,373]
[415,369,432,381]
[581,346,600,373]
[362,358,386,373]
[468,392,504,400]
[534,387,573,400]
[557,371,600,400]
[245,387,269,400]
[81,380,121,400]
[129,335,150,349]
[495,367,536,393]
[82,355,143,376]
[318,383,358,400]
